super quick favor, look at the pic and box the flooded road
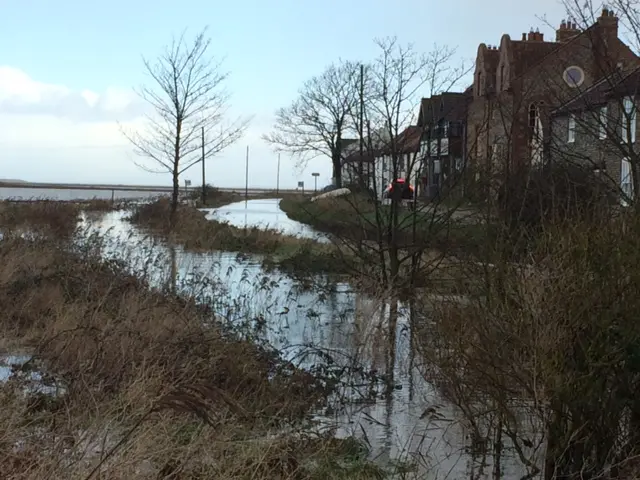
[202,198,330,242]
[76,201,530,479]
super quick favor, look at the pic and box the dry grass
[0,211,382,479]
[0,200,80,238]
[131,198,312,255]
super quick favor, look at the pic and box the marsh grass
[130,198,354,278]
[0,209,393,479]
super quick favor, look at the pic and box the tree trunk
[332,153,342,188]
[171,168,180,228]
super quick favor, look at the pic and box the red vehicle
[383,178,414,200]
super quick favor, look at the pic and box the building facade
[551,67,640,204]
[416,92,469,199]
[466,8,638,197]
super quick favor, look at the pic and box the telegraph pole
[201,126,206,205]
[358,63,364,187]
[276,153,281,194]
[245,146,249,200]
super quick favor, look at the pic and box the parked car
[383,179,414,200]
[321,184,338,193]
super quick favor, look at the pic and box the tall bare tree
[264,61,360,188]
[123,28,249,218]
[361,37,468,287]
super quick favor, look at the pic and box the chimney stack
[556,18,581,42]
[598,7,619,39]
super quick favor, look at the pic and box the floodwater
[74,202,534,479]
[202,198,330,242]
[0,187,167,201]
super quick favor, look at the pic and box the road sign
[311,172,320,177]
[297,181,304,188]
[185,180,192,187]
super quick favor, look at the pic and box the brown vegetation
[416,210,640,479]
[0,203,380,479]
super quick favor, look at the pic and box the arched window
[528,102,544,165]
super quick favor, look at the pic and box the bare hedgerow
[416,211,640,480]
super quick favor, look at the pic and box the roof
[509,40,560,78]
[393,125,422,153]
[418,92,467,126]
[553,66,640,114]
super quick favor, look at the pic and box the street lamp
[311,172,320,192]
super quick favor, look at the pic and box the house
[551,66,640,204]
[467,8,638,197]
[372,126,422,200]
[416,92,469,199]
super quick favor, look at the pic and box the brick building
[467,8,638,197]
[551,66,640,204]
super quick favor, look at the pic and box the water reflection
[202,199,330,242]
[75,209,530,479]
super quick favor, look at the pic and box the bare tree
[360,37,469,287]
[264,61,360,188]
[123,28,249,219]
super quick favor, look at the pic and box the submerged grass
[130,198,352,276]
[0,204,389,479]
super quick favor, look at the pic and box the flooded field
[0,186,167,201]
[73,201,535,479]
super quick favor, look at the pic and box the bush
[498,162,614,231]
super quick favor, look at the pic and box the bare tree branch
[121,27,250,217]
[263,61,360,187]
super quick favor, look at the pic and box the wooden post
[201,126,206,205]
[245,146,249,200]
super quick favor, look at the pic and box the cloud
[0,66,333,188]
[0,66,144,122]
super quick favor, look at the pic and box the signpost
[297,181,304,195]
[184,179,191,196]
[311,172,320,192]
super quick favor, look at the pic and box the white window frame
[621,157,634,206]
[599,106,607,139]
[568,114,576,143]
[622,96,636,143]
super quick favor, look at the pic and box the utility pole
[201,126,206,205]
[245,145,249,200]
[358,63,364,187]
[276,153,281,194]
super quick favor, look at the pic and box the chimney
[556,18,581,42]
[522,32,527,41]
[598,7,619,39]
[527,29,535,41]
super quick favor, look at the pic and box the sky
[0,0,566,189]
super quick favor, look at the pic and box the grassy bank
[0,202,386,479]
[130,198,352,276]
[279,195,495,257]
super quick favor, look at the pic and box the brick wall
[466,9,639,199]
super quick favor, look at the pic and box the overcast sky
[0,0,566,188]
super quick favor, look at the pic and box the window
[563,66,585,88]
[568,114,576,143]
[622,96,636,143]
[621,158,634,206]
[599,106,607,139]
